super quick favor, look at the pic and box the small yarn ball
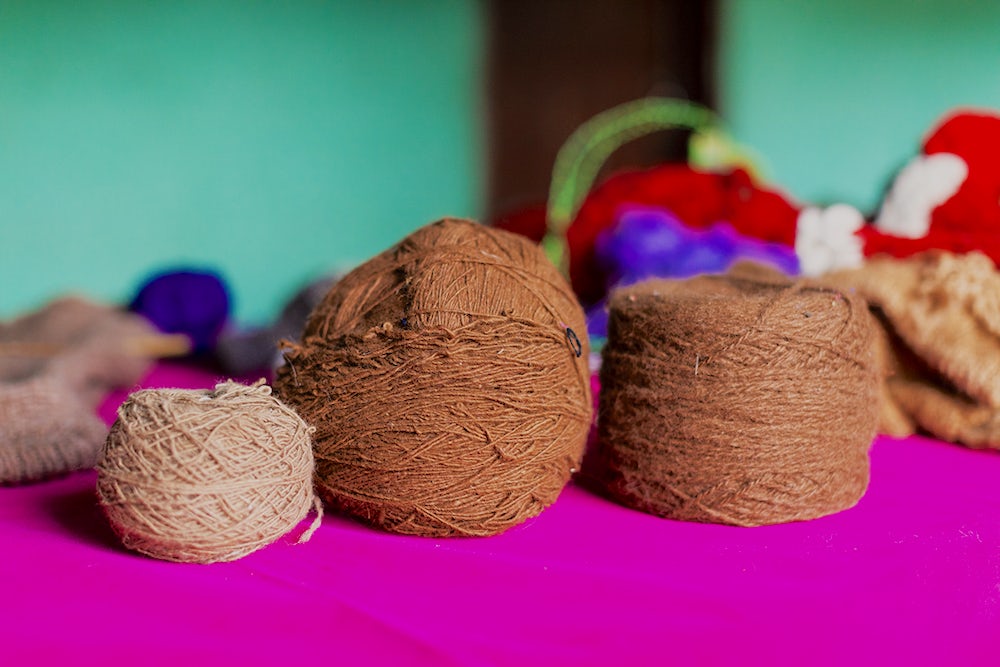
[97,381,318,563]
[130,269,230,353]
[275,218,592,537]
[590,273,879,526]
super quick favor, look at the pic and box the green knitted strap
[543,98,720,267]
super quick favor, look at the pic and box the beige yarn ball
[97,380,320,563]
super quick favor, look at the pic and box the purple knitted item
[587,207,799,337]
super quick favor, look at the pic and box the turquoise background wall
[7,0,999,325]
[718,0,1000,213]
[0,1,484,324]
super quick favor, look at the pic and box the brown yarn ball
[275,218,592,537]
[97,381,319,563]
[590,274,879,526]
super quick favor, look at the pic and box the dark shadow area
[46,484,123,551]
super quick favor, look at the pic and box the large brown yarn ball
[275,218,592,537]
[590,274,879,527]
[97,381,318,563]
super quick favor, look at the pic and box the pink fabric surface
[3,362,1000,665]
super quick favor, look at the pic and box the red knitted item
[865,109,1000,266]
[567,165,800,303]
[923,111,1000,237]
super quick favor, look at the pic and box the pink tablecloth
[2,362,999,665]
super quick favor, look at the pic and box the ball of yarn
[590,273,879,526]
[275,218,592,537]
[130,268,230,353]
[97,381,319,563]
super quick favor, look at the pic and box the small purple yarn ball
[130,269,231,353]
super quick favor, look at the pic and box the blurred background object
[487,0,715,218]
[214,273,338,376]
[0,0,483,325]
[3,0,1000,327]
[129,267,230,354]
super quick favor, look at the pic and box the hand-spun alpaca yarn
[275,218,592,537]
[591,274,879,526]
[97,381,320,563]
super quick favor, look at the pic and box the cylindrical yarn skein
[590,274,879,526]
[275,218,592,537]
[97,381,320,563]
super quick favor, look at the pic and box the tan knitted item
[824,251,1000,449]
[0,296,159,484]
[0,296,109,385]
[890,380,1000,449]
[0,374,109,484]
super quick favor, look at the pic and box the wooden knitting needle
[0,333,192,358]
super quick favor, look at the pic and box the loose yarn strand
[296,495,324,544]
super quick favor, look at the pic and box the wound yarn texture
[590,274,879,526]
[97,381,319,563]
[275,218,592,537]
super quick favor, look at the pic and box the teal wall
[718,0,1000,212]
[0,1,484,324]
